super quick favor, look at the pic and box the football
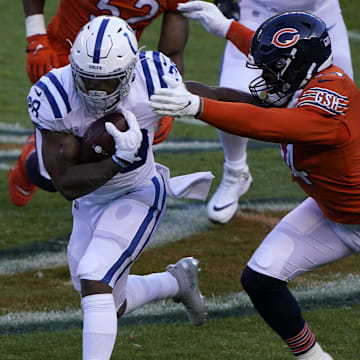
[79,112,129,163]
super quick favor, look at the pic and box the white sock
[218,130,248,168]
[296,342,332,360]
[82,294,117,360]
[122,272,179,316]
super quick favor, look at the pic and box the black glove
[214,0,240,20]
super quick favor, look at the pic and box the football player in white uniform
[178,0,354,224]
[27,16,212,360]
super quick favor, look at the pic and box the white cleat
[207,163,253,224]
[166,257,205,326]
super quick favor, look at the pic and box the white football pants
[247,197,360,281]
[67,173,166,293]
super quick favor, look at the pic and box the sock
[82,294,117,360]
[119,272,179,316]
[285,322,316,357]
[241,267,305,339]
[296,342,329,359]
[218,130,248,168]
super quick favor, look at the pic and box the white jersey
[27,50,181,203]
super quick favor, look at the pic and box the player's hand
[150,76,201,117]
[177,0,233,38]
[105,110,143,164]
[26,34,61,83]
[153,116,174,144]
[214,0,240,21]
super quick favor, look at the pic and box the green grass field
[0,0,360,359]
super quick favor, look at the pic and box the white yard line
[0,274,358,329]
[349,30,360,41]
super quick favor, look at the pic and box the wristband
[25,14,46,37]
[111,154,130,168]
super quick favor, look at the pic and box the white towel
[155,163,214,201]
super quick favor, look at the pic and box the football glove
[105,110,143,165]
[153,116,174,144]
[26,34,61,84]
[177,1,233,38]
[214,0,240,21]
[150,76,201,117]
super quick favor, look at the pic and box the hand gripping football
[79,112,129,163]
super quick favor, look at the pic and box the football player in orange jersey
[151,10,360,359]
[8,0,188,207]
[192,0,353,225]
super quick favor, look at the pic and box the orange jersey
[201,65,360,224]
[47,0,186,57]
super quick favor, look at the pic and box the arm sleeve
[200,98,350,145]
[226,21,254,56]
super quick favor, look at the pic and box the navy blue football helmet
[247,12,333,106]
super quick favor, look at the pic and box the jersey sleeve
[27,71,72,132]
[226,21,254,56]
[138,50,182,99]
[200,98,350,146]
[296,70,350,118]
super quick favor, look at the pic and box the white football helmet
[69,15,138,114]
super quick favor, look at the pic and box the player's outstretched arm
[150,76,261,117]
[22,0,60,83]
[177,0,233,38]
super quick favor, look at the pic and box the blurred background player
[179,0,354,224]
[150,10,360,359]
[9,0,189,206]
[28,16,211,359]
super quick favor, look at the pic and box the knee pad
[241,266,286,296]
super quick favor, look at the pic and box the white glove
[150,76,201,117]
[105,109,143,165]
[177,1,233,38]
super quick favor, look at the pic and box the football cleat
[8,134,37,207]
[207,163,252,224]
[166,257,205,326]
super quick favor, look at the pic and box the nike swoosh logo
[33,44,44,56]
[35,88,42,97]
[318,79,334,83]
[15,184,32,196]
[213,202,237,212]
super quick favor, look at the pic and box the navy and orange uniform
[200,21,360,224]
[47,0,187,65]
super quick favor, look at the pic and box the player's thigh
[247,197,353,282]
[77,175,166,289]
[67,199,98,293]
[219,42,260,91]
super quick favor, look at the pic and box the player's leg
[207,42,257,224]
[8,133,38,206]
[110,175,205,326]
[8,128,56,206]
[114,256,205,326]
[74,180,166,360]
[68,198,118,360]
[316,0,353,80]
[241,198,354,359]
